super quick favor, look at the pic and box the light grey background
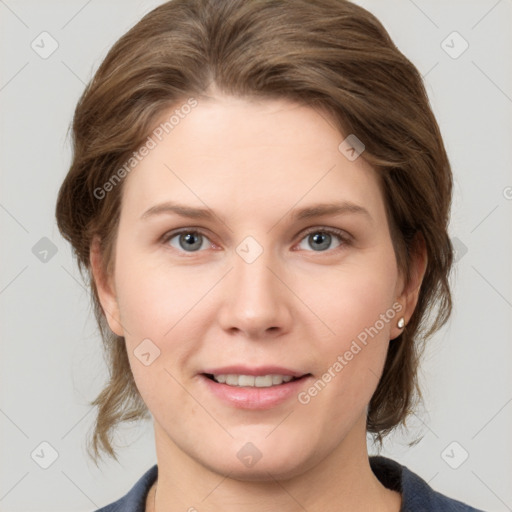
[1,0,511,511]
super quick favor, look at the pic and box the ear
[390,232,428,340]
[90,236,125,337]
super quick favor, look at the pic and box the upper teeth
[213,374,295,387]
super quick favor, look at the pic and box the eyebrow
[140,200,371,222]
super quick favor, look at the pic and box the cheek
[300,246,399,403]
[113,247,199,335]
[113,265,193,407]
[309,248,398,346]
[111,245,215,389]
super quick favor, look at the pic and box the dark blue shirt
[93,455,485,511]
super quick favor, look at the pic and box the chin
[194,438,319,482]
[208,456,314,482]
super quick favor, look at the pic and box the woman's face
[93,94,419,480]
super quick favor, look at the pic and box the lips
[199,370,313,409]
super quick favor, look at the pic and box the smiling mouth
[202,373,311,387]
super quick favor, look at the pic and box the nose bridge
[234,239,281,307]
[219,236,290,335]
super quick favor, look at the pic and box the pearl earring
[397,317,405,329]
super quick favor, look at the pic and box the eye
[163,229,212,253]
[296,227,350,252]
[161,226,350,254]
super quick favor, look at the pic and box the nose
[217,243,293,339]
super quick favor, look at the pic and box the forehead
[119,95,386,224]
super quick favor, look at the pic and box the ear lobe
[90,236,125,337]
[391,233,428,339]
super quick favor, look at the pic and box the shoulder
[369,456,486,511]
[92,464,158,512]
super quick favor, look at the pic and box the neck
[147,417,401,512]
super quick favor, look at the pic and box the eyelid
[299,225,351,243]
[160,225,352,253]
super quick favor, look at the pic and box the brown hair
[55,0,453,466]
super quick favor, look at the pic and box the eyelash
[160,226,351,255]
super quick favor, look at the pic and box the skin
[91,92,427,512]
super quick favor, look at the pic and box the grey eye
[167,231,209,252]
[297,231,343,252]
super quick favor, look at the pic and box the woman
[55,0,485,510]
